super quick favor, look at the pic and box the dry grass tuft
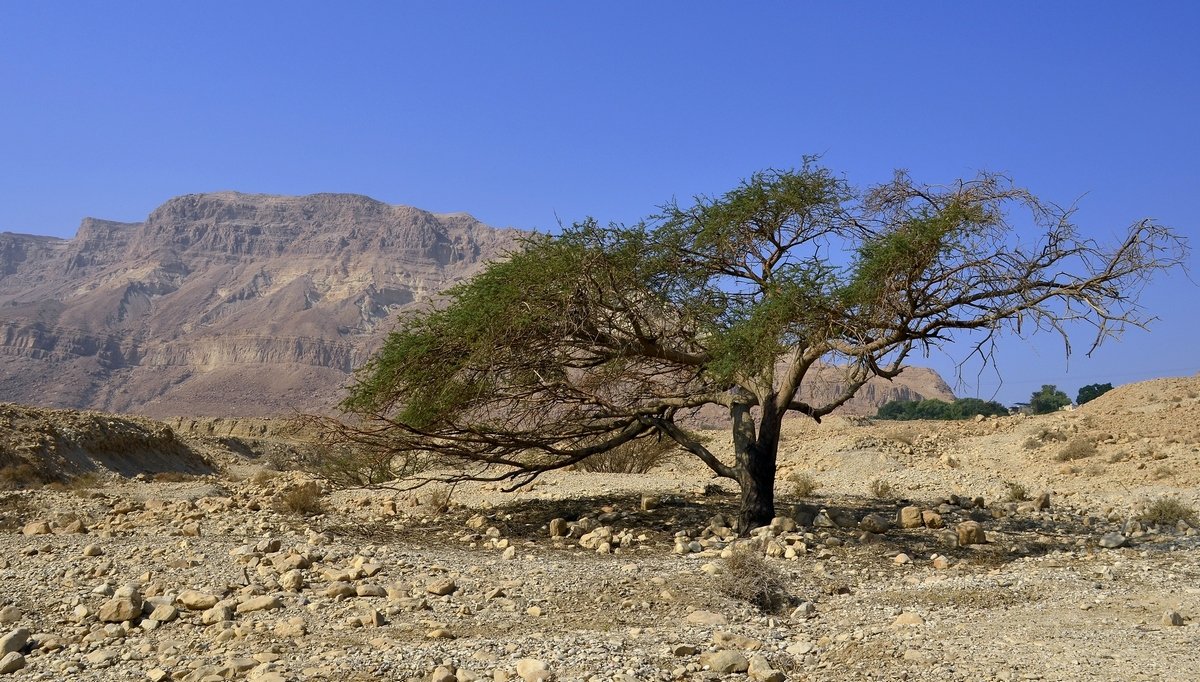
[276,482,325,516]
[1138,497,1196,527]
[714,546,791,613]
[1055,438,1098,462]
[575,438,679,474]
[1005,481,1029,502]
[788,472,820,498]
[868,478,894,500]
[0,464,57,490]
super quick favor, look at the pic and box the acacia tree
[328,163,1184,531]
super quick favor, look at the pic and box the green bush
[1030,385,1071,414]
[876,397,1008,421]
[1076,383,1114,406]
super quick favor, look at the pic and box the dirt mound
[0,403,216,482]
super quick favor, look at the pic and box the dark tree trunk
[732,400,782,534]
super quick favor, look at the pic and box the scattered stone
[0,629,29,656]
[920,510,944,529]
[1099,532,1128,549]
[894,553,911,565]
[897,506,922,529]
[549,518,570,537]
[516,658,552,681]
[177,590,219,610]
[685,610,727,626]
[700,650,749,674]
[956,521,986,546]
[0,652,24,675]
[82,543,104,557]
[0,609,17,625]
[427,578,458,596]
[1034,491,1052,510]
[98,590,143,623]
[748,654,786,682]
[858,513,891,534]
[237,595,282,613]
[20,521,50,537]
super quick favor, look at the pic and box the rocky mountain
[0,193,520,416]
[0,192,954,417]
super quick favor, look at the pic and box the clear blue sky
[1,2,1197,405]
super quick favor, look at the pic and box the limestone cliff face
[0,192,520,416]
[0,191,954,418]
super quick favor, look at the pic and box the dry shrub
[1152,465,1175,480]
[714,547,790,613]
[0,494,34,531]
[886,429,916,446]
[276,482,325,516]
[1056,438,1098,462]
[788,472,820,498]
[1138,497,1196,527]
[0,464,56,490]
[423,484,455,514]
[251,469,278,486]
[1005,481,1029,502]
[1106,450,1130,464]
[575,437,678,474]
[1025,426,1069,450]
[151,471,195,483]
[868,478,893,500]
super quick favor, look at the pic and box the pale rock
[98,596,142,623]
[858,513,891,534]
[148,604,178,623]
[748,654,786,682]
[0,629,29,656]
[685,610,727,626]
[20,521,50,537]
[1099,532,1127,549]
[237,595,283,613]
[920,510,944,529]
[426,578,458,596]
[177,590,219,610]
[280,570,304,592]
[515,659,552,681]
[897,506,922,529]
[82,543,104,557]
[892,612,924,626]
[956,521,986,546]
[0,652,24,675]
[548,518,570,537]
[0,608,17,625]
[700,650,749,674]
[200,605,233,624]
[356,584,387,598]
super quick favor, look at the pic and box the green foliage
[875,397,1008,420]
[1029,385,1072,414]
[1076,382,1114,406]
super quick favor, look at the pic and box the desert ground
[1,377,1199,681]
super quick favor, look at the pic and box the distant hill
[0,192,954,417]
